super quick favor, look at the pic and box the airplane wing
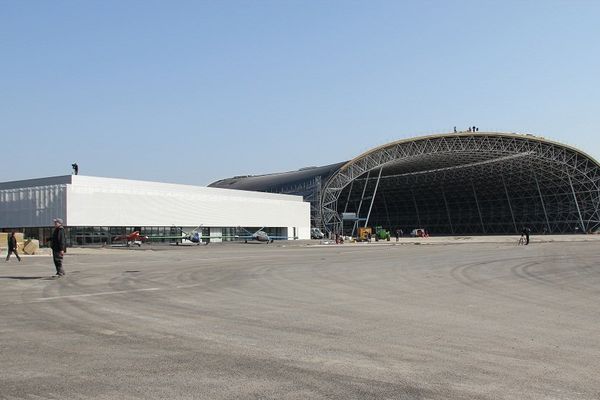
[217,227,258,240]
[144,235,187,241]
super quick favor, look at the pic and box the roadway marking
[5,283,213,305]
[33,287,161,302]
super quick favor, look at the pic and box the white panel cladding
[0,185,67,227]
[65,176,310,238]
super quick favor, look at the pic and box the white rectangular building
[0,175,311,244]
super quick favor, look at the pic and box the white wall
[66,176,311,239]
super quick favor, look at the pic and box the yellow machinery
[357,227,372,241]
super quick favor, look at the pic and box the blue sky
[1,0,599,185]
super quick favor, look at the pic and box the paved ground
[1,240,599,399]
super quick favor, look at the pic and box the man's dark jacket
[8,236,17,251]
[52,226,66,252]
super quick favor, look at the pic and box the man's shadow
[0,276,47,280]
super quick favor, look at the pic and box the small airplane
[234,227,297,244]
[175,227,209,245]
[112,231,148,247]
[145,226,210,245]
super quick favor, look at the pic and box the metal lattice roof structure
[211,132,600,235]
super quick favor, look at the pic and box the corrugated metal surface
[0,175,72,190]
[0,184,67,227]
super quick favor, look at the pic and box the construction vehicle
[374,226,391,241]
[357,227,372,242]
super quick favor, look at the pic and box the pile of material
[22,239,40,255]
[0,232,39,255]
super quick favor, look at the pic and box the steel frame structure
[321,133,600,235]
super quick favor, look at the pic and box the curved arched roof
[336,132,598,175]
[320,132,600,232]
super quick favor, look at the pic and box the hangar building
[0,175,310,245]
[210,132,600,235]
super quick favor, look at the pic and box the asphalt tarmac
[1,241,599,399]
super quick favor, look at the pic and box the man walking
[520,227,530,245]
[5,232,21,262]
[51,218,67,277]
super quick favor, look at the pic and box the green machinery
[374,226,391,241]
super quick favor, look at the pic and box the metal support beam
[351,170,371,236]
[568,174,586,232]
[471,182,485,233]
[441,187,454,234]
[343,180,354,213]
[502,175,518,233]
[534,173,551,233]
[364,167,383,228]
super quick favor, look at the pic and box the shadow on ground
[0,276,47,280]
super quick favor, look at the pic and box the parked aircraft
[235,227,297,244]
[145,226,210,245]
[112,231,148,247]
[176,227,210,245]
[165,226,296,244]
[113,226,296,246]
[310,227,325,239]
